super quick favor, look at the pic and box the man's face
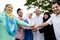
[52,3,60,15]
[35,9,41,16]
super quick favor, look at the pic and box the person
[24,13,33,40]
[0,4,32,40]
[15,8,24,40]
[32,9,44,40]
[39,12,56,40]
[17,8,24,20]
[34,1,60,40]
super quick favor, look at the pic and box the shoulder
[49,14,55,20]
[0,12,5,18]
[0,12,5,21]
[12,15,17,19]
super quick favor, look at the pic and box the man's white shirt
[32,15,44,40]
[47,14,60,40]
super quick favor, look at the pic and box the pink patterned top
[15,17,24,40]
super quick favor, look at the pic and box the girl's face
[18,10,23,17]
[6,4,13,13]
[44,14,49,19]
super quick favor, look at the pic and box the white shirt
[47,14,60,40]
[32,15,43,29]
[32,15,44,40]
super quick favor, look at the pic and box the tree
[24,0,60,13]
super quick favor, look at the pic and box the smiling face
[28,13,33,18]
[5,4,13,13]
[52,3,60,15]
[35,9,41,16]
[18,10,23,17]
[44,14,49,19]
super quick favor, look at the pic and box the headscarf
[43,12,51,22]
[4,4,13,19]
[25,13,33,19]
[24,13,33,24]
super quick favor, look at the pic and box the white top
[32,15,43,29]
[47,14,60,40]
[32,15,44,40]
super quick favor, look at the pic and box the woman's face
[44,14,49,19]
[28,13,33,18]
[18,10,23,17]
[6,4,13,13]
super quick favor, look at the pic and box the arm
[0,13,3,21]
[15,17,32,27]
[35,17,52,28]
[32,22,48,32]
[37,22,49,28]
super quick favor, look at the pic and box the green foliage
[24,0,60,13]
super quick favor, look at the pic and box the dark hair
[52,1,60,6]
[17,8,21,13]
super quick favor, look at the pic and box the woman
[15,8,24,40]
[0,4,32,40]
[24,13,33,40]
[39,12,56,40]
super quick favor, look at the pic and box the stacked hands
[31,25,39,32]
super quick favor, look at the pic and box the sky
[0,0,35,18]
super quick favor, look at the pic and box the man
[34,1,60,40]
[32,9,44,40]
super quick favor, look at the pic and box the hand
[18,26,24,29]
[30,25,35,29]
[31,25,37,32]
[32,28,37,32]
[32,25,38,29]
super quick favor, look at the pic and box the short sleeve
[47,17,53,25]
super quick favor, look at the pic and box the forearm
[19,21,32,27]
[16,18,32,27]
[38,22,48,28]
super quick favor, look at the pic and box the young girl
[15,8,24,40]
